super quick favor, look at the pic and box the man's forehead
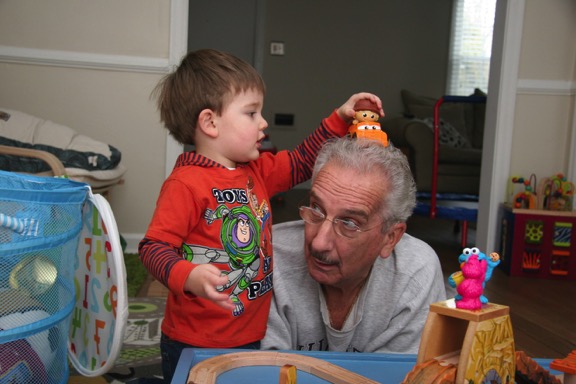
[312,166,386,208]
[310,186,376,219]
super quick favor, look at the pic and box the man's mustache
[310,249,339,265]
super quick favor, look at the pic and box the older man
[261,138,446,353]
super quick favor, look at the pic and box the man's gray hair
[311,138,417,227]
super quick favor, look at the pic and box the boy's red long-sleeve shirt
[139,111,348,348]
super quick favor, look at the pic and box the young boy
[139,48,383,381]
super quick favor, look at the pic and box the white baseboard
[122,233,144,255]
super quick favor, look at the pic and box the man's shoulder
[389,233,441,271]
[272,220,305,246]
[271,220,307,267]
[396,233,437,257]
[372,233,444,297]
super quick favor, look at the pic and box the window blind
[446,0,496,96]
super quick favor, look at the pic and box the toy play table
[171,348,556,383]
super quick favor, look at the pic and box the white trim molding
[169,0,189,69]
[517,79,576,95]
[164,0,188,177]
[477,0,525,252]
[0,45,171,74]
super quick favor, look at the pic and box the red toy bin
[499,204,576,280]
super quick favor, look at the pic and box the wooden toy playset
[508,174,574,211]
[181,246,574,383]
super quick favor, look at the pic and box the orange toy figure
[348,99,389,146]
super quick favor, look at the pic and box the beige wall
[511,0,576,178]
[0,0,170,56]
[1,0,575,253]
[518,0,575,80]
[0,0,173,252]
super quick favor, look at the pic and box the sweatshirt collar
[174,151,235,170]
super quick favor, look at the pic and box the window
[446,0,497,96]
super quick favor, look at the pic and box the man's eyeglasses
[298,206,381,238]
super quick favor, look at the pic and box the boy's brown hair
[153,49,266,145]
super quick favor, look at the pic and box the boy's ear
[197,109,218,138]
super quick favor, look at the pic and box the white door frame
[164,0,188,177]
[477,0,525,251]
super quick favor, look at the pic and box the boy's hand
[337,92,385,122]
[184,264,235,311]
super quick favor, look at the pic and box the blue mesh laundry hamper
[0,171,128,384]
[0,170,87,383]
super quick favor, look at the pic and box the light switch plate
[270,42,285,56]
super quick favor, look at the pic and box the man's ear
[197,109,219,138]
[378,222,406,259]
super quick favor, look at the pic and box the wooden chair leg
[453,220,460,234]
[460,221,468,248]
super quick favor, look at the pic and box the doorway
[184,0,263,153]
[179,0,520,252]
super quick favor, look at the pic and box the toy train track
[186,351,378,384]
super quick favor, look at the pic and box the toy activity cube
[499,204,576,280]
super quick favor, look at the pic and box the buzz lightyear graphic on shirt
[182,178,272,316]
